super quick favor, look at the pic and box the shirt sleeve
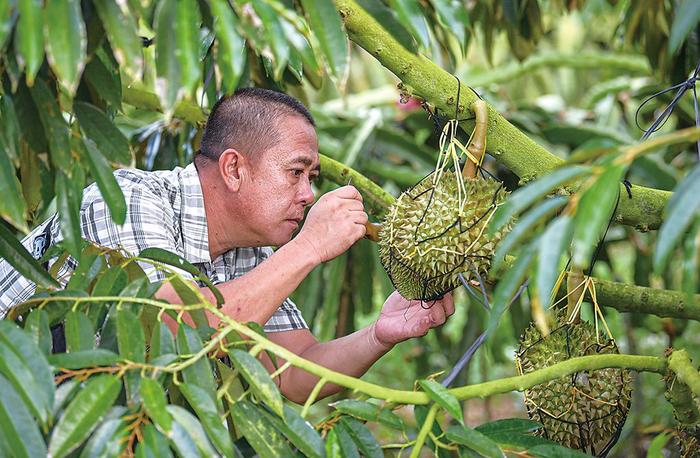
[263,297,309,332]
[80,186,192,282]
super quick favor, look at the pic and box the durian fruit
[516,308,632,453]
[378,170,508,300]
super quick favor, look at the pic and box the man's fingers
[334,185,363,201]
[442,294,455,316]
[428,304,446,326]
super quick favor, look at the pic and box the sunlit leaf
[15,0,43,85]
[669,0,700,53]
[571,163,625,270]
[210,0,246,94]
[445,424,504,458]
[167,405,217,457]
[44,0,86,95]
[536,216,573,309]
[0,374,47,458]
[300,0,348,83]
[230,400,294,458]
[654,164,700,273]
[418,379,463,423]
[92,0,143,79]
[48,374,122,458]
[179,383,235,458]
[228,348,284,417]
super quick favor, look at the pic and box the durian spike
[462,100,488,179]
[566,268,585,324]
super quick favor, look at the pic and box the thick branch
[669,349,700,398]
[335,0,670,230]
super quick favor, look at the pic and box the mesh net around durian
[378,118,509,301]
[516,307,632,457]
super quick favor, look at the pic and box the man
[0,88,454,403]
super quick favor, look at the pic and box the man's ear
[218,148,246,192]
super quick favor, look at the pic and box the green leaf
[487,243,536,337]
[492,197,568,271]
[175,324,217,400]
[0,95,21,164]
[300,0,349,82]
[167,405,216,457]
[65,310,95,352]
[669,0,700,53]
[118,307,145,406]
[83,51,122,108]
[428,0,469,53]
[260,404,324,458]
[44,0,86,95]
[331,420,360,458]
[0,222,58,288]
[681,218,700,299]
[149,320,176,360]
[15,0,44,85]
[490,165,590,235]
[654,164,700,273]
[536,216,573,309]
[331,399,379,422]
[79,418,128,458]
[0,136,26,230]
[48,374,122,458]
[339,417,383,458]
[140,247,224,306]
[528,443,591,458]
[135,424,173,458]
[251,0,290,80]
[0,0,16,52]
[445,424,504,458]
[210,0,246,94]
[92,265,129,296]
[230,400,294,458]
[74,101,131,165]
[646,432,671,458]
[0,374,47,458]
[475,418,541,436]
[91,0,143,79]
[52,379,80,416]
[228,348,284,417]
[0,320,54,425]
[418,379,464,423]
[154,0,183,115]
[78,138,127,225]
[140,378,173,434]
[29,77,71,170]
[388,0,430,49]
[49,349,120,369]
[572,164,625,270]
[324,428,344,457]
[54,168,83,259]
[179,383,235,458]
[174,0,201,93]
[25,308,52,356]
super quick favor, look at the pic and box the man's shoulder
[82,166,188,208]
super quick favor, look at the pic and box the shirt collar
[178,163,211,264]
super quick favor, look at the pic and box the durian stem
[462,100,488,179]
[668,350,700,399]
[566,268,585,324]
[410,404,438,458]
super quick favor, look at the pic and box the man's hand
[296,185,367,263]
[372,291,455,348]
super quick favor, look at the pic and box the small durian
[378,170,508,300]
[516,308,632,452]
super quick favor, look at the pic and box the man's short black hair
[197,88,315,164]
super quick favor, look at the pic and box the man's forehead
[285,153,320,169]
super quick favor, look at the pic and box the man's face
[239,114,320,246]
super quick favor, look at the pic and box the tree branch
[335,0,671,231]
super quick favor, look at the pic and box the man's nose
[298,179,315,206]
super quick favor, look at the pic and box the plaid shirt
[0,163,308,332]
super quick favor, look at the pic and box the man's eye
[291,169,304,177]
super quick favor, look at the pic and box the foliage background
[1,0,700,456]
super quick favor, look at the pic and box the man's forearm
[157,237,318,332]
[278,323,392,404]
